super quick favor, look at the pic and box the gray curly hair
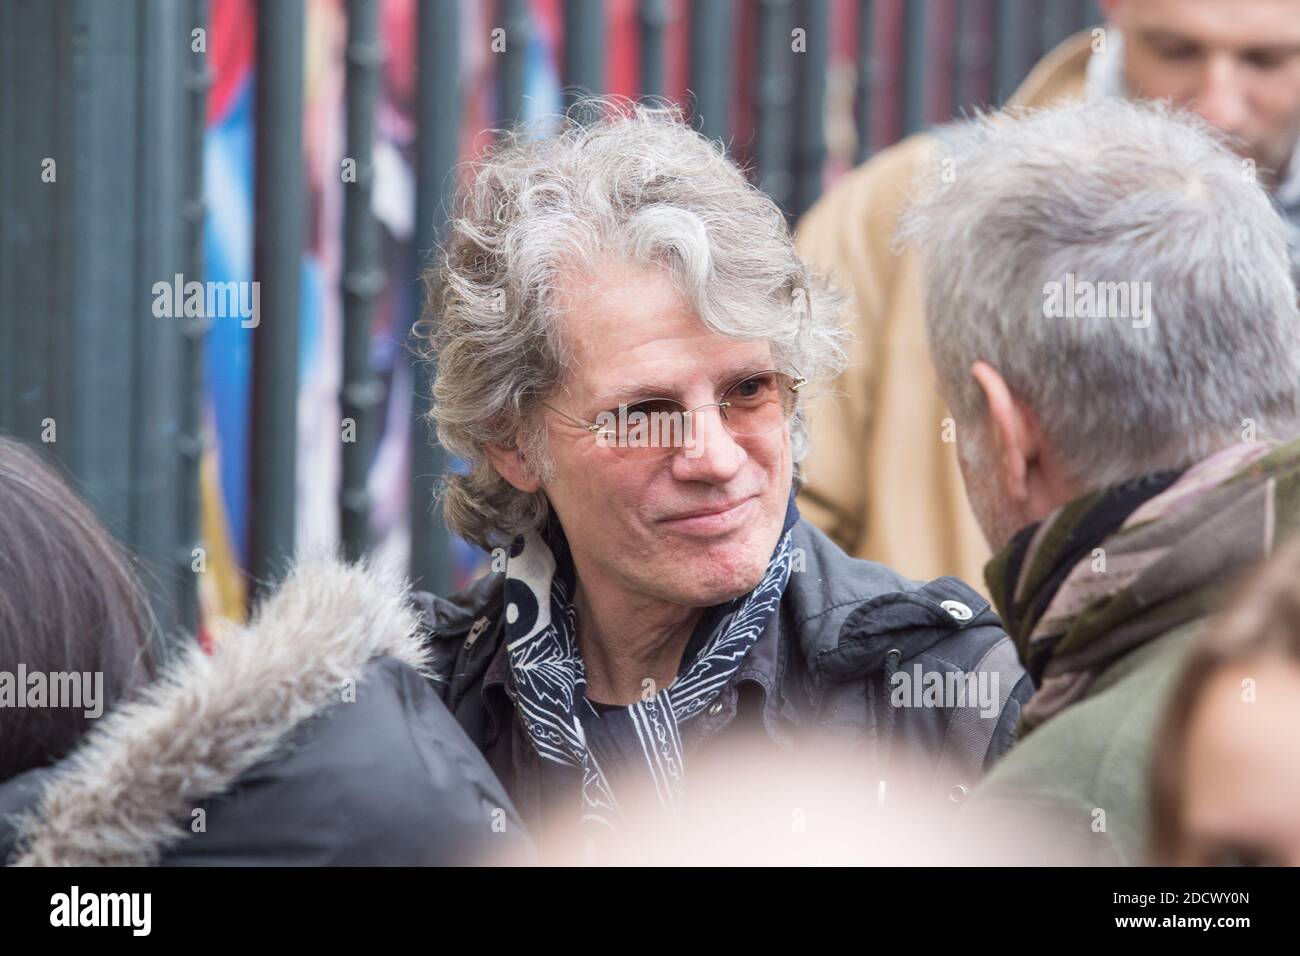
[422,97,848,551]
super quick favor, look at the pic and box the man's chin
[640,514,783,604]
[656,559,769,608]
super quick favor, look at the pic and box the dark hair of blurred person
[1151,538,1300,866]
[0,435,153,782]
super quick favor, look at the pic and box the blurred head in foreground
[1151,539,1300,866]
[485,736,1039,866]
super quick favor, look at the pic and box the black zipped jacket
[414,519,1033,823]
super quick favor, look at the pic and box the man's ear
[969,361,1035,506]
[484,442,543,493]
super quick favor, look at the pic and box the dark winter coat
[0,560,531,866]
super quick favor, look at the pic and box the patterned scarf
[987,438,1300,733]
[503,492,800,832]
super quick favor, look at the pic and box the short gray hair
[426,97,848,550]
[899,98,1300,490]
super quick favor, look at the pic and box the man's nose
[671,404,746,483]
[1190,56,1249,135]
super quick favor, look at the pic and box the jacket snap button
[940,600,973,622]
[707,700,723,717]
[949,784,969,804]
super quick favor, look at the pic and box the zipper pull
[463,616,490,651]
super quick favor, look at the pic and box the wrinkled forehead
[551,261,775,405]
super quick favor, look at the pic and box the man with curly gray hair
[415,98,1028,856]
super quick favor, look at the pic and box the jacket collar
[986,440,1300,731]
[782,520,999,689]
[1007,29,1091,108]
[469,518,999,745]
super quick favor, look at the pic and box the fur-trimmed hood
[1,558,526,866]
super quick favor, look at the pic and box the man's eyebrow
[1239,41,1300,58]
[1137,29,1202,49]
[1139,28,1300,58]
[599,380,680,405]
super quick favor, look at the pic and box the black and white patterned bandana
[503,491,800,833]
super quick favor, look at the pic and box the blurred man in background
[900,97,1300,864]
[795,0,1300,588]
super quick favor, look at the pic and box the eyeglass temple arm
[542,401,607,434]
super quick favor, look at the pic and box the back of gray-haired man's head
[900,98,1300,491]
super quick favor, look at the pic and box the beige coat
[794,33,1093,590]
